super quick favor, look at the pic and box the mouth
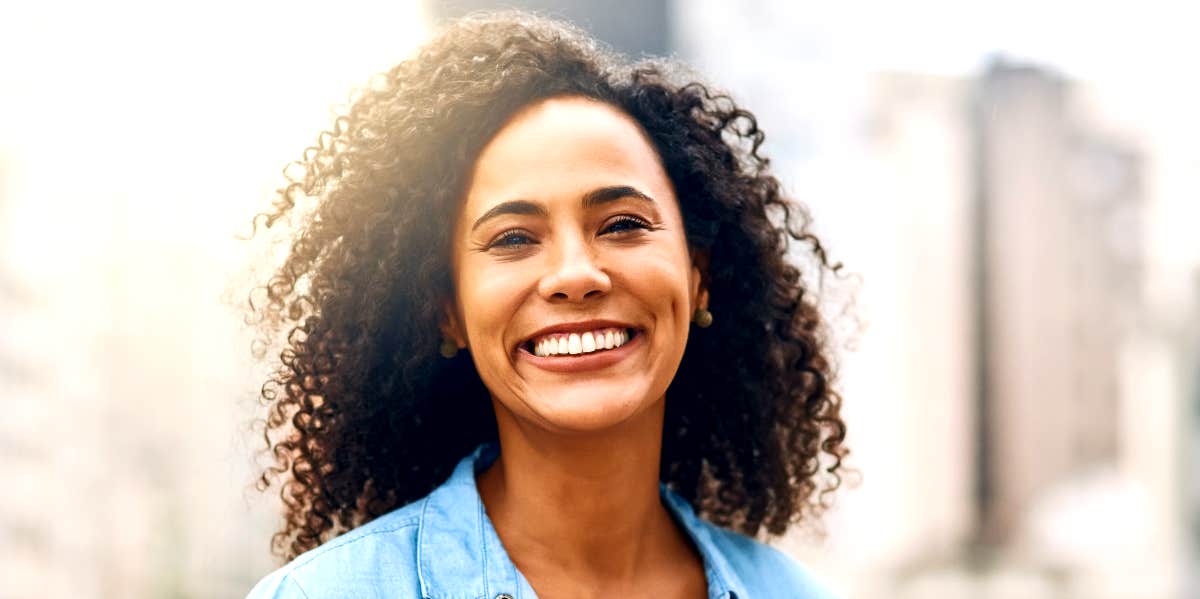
[521,326,641,358]
[516,323,644,374]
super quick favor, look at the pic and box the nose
[537,235,611,302]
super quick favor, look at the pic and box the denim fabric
[246,443,837,599]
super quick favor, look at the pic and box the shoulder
[701,523,840,599]
[244,499,426,599]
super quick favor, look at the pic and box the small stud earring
[439,338,459,359]
[693,308,713,328]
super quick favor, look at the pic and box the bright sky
[0,1,429,286]
[795,0,1197,80]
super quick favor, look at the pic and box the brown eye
[601,216,652,235]
[489,229,536,249]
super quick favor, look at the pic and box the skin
[443,96,710,598]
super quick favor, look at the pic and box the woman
[246,11,847,599]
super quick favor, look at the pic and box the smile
[516,320,644,373]
[529,327,632,357]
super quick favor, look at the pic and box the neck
[476,397,687,585]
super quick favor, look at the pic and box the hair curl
[250,11,848,562]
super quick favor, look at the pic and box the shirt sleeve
[244,569,311,599]
[758,544,841,599]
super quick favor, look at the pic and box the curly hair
[249,11,848,562]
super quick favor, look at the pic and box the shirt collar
[416,443,744,599]
[417,442,523,598]
[659,480,747,599]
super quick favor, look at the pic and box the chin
[519,382,662,434]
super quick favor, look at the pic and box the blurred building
[670,4,1185,597]
[837,58,1182,599]
[973,61,1143,545]
[0,177,272,597]
[0,177,58,597]
[429,0,670,57]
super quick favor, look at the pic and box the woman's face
[447,96,703,434]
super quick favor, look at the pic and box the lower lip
[516,331,643,373]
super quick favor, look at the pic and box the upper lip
[519,319,638,348]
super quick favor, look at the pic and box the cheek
[622,248,694,325]
[457,259,533,346]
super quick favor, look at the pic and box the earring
[693,308,713,328]
[439,338,459,359]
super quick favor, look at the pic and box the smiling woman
[246,11,847,599]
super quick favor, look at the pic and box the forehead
[462,96,674,213]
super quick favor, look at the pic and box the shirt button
[495,595,514,599]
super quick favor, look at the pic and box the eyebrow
[470,185,658,232]
[582,185,657,209]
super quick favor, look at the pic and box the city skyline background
[1,1,1196,597]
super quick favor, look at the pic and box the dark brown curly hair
[249,11,848,562]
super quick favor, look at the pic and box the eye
[488,228,536,249]
[601,215,653,236]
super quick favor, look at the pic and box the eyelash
[602,215,654,235]
[485,216,655,250]
[489,229,535,249]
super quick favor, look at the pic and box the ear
[689,248,710,313]
[438,299,467,349]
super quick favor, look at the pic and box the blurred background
[2,1,1197,597]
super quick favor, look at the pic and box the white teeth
[530,328,634,357]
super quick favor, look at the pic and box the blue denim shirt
[247,443,836,598]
